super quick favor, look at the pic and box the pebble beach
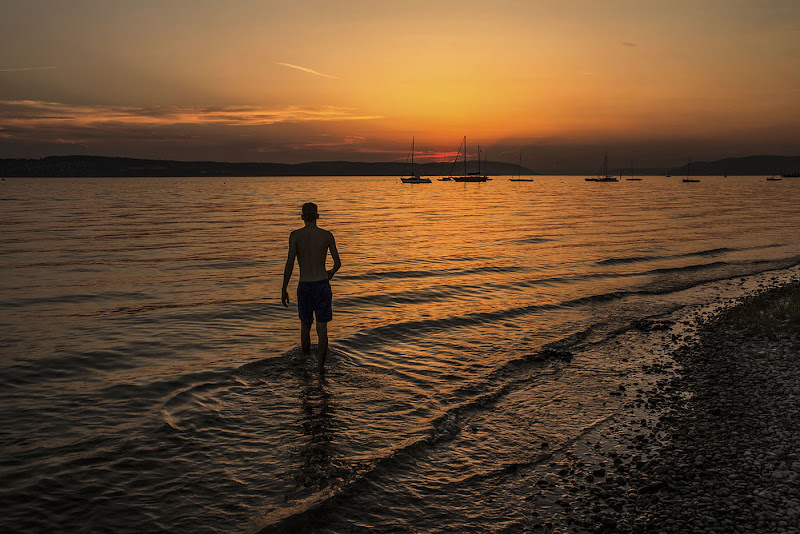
[523,280,800,533]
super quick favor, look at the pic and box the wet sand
[523,280,800,533]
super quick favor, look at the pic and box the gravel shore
[538,281,800,533]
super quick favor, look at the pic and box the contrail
[0,66,57,72]
[276,62,338,79]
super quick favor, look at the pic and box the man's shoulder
[314,226,334,238]
[291,226,332,242]
[291,225,315,235]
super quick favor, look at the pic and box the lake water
[2,175,799,532]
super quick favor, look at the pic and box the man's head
[301,202,319,221]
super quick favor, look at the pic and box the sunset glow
[4,3,800,531]
[1,0,798,168]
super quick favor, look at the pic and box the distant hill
[666,155,800,176]
[0,155,533,178]
[3,154,798,177]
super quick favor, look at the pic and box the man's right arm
[282,232,296,307]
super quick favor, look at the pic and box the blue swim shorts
[297,279,332,326]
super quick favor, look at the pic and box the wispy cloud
[276,62,338,79]
[622,42,637,48]
[0,100,380,129]
[281,135,372,151]
[0,66,57,72]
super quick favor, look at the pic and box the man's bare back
[290,225,338,282]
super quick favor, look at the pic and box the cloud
[0,100,381,129]
[621,42,637,47]
[0,66,57,72]
[269,134,395,154]
[0,100,387,161]
[276,62,338,79]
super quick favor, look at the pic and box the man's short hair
[301,202,319,221]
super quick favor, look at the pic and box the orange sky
[1,0,798,169]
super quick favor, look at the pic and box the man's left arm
[327,232,341,280]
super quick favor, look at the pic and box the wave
[506,236,555,245]
[337,264,526,282]
[596,243,785,266]
[2,255,268,270]
[0,291,149,309]
[596,255,655,266]
[73,297,270,318]
[108,369,234,404]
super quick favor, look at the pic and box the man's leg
[316,321,328,371]
[301,322,312,354]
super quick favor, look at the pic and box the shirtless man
[282,202,341,372]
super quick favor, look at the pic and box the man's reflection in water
[296,368,337,490]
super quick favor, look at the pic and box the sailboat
[682,157,700,182]
[509,150,533,181]
[766,175,782,181]
[450,136,489,182]
[400,137,431,184]
[626,159,641,181]
[585,150,619,182]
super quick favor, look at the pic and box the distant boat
[585,150,619,182]
[438,177,452,181]
[682,157,700,182]
[400,137,431,184]
[766,176,782,181]
[509,150,533,181]
[626,159,642,180]
[449,136,489,182]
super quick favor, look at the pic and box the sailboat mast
[464,136,467,177]
[411,137,414,173]
[478,145,481,175]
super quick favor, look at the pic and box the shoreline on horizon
[2,154,800,178]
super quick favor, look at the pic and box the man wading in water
[282,202,341,373]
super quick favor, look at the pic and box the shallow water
[1,175,798,532]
